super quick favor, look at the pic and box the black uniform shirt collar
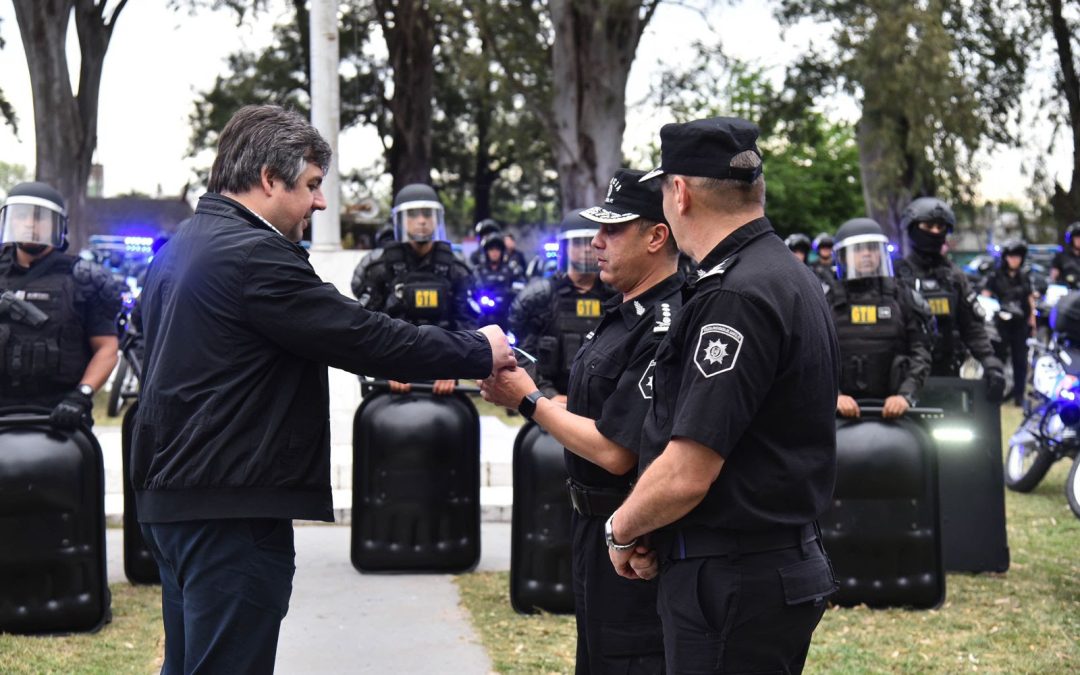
[696,216,774,276]
[610,271,685,330]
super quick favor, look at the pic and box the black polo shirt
[640,217,839,531]
[565,271,685,490]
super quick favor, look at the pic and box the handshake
[388,324,517,396]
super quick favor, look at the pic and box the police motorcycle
[1004,293,1080,502]
[107,281,142,417]
[0,188,111,632]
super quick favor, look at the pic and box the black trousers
[995,318,1029,404]
[572,511,665,674]
[141,518,296,675]
[656,536,833,674]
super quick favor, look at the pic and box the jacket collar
[196,193,309,259]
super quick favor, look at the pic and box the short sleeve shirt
[640,218,839,531]
[565,271,684,490]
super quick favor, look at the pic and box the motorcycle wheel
[107,357,129,418]
[1004,437,1054,493]
[1067,455,1080,520]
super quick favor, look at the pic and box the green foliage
[0,16,15,134]
[654,43,864,236]
[0,161,30,199]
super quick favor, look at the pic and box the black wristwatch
[518,390,545,420]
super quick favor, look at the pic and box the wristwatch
[77,383,94,397]
[604,513,638,551]
[518,390,545,420]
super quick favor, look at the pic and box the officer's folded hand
[628,544,658,581]
[50,387,94,429]
[882,394,910,419]
[477,324,517,376]
[836,394,860,418]
[478,367,537,410]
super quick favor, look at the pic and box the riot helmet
[557,209,599,276]
[785,233,811,260]
[0,181,68,252]
[481,232,507,264]
[813,232,834,259]
[392,183,446,244]
[1000,238,1027,268]
[834,217,893,281]
[901,197,955,254]
[1065,222,1080,250]
[474,218,502,240]
[374,223,395,248]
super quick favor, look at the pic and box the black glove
[982,356,1006,403]
[50,388,94,429]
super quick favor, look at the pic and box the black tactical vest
[831,281,907,399]
[383,242,456,326]
[0,252,92,402]
[898,258,960,371]
[536,287,606,383]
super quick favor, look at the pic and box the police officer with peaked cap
[604,117,839,674]
[509,209,615,402]
[894,197,1006,399]
[483,167,683,673]
[830,217,932,419]
[0,181,122,428]
[351,182,477,394]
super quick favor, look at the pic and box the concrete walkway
[107,522,511,674]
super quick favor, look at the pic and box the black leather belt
[566,478,628,518]
[655,522,819,561]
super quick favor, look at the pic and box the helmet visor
[392,201,446,244]
[558,228,599,275]
[0,203,66,248]
[836,236,893,280]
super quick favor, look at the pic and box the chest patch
[415,289,440,308]
[851,305,877,324]
[927,297,951,316]
[638,359,656,399]
[21,291,52,302]
[577,299,602,318]
[694,323,743,378]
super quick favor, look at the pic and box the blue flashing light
[543,242,559,252]
[124,235,155,253]
[480,295,496,308]
[887,244,896,253]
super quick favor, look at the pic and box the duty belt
[655,522,820,561]
[566,478,628,518]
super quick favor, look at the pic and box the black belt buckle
[566,478,591,516]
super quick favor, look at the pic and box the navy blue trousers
[141,519,296,675]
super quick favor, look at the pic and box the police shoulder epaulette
[653,301,674,333]
[696,254,739,281]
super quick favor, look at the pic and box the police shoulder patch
[694,323,743,378]
[638,359,656,399]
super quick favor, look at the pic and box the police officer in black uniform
[982,238,1034,406]
[351,183,477,394]
[472,233,521,331]
[469,218,503,269]
[1050,222,1080,288]
[829,218,932,419]
[482,167,682,673]
[785,232,812,263]
[0,181,122,427]
[605,117,839,674]
[509,210,615,403]
[894,197,1006,399]
[812,232,836,285]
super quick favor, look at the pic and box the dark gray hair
[208,105,332,194]
[665,150,766,210]
[635,217,679,257]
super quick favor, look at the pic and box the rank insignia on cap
[638,359,656,399]
[604,176,623,204]
[694,323,743,378]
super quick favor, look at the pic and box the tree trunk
[12,0,125,254]
[1047,0,1080,229]
[376,0,435,198]
[856,114,910,246]
[547,0,654,213]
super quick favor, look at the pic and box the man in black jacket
[133,105,514,674]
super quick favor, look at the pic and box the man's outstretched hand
[478,324,517,375]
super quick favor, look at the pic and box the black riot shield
[820,414,945,609]
[351,389,481,572]
[121,402,160,584]
[510,422,574,614]
[917,377,1009,573]
[0,408,111,633]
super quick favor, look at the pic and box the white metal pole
[309,0,341,250]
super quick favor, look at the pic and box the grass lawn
[0,583,163,674]
[457,405,1080,674]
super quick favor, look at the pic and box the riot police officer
[982,238,1034,406]
[0,182,122,427]
[503,232,529,278]
[829,218,932,419]
[812,232,836,282]
[483,167,681,673]
[351,183,477,394]
[509,210,615,402]
[785,232,812,263]
[895,197,1006,399]
[1050,222,1080,287]
[469,218,503,268]
[472,233,520,330]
